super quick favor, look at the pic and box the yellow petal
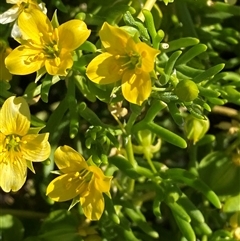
[0,96,30,136]
[88,166,112,193]
[5,45,44,75]
[0,152,27,192]
[58,20,90,51]
[80,183,104,220]
[99,22,130,55]
[137,42,160,73]
[122,70,152,105]
[86,53,122,84]
[46,173,89,202]
[54,145,88,173]
[44,50,73,76]
[21,133,50,162]
[18,9,52,43]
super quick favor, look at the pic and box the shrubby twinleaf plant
[1,0,240,240]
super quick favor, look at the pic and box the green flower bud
[184,115,209,144]
[174,79,199,101]
[133,129,161,159]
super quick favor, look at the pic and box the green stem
[188,143,198,176]
[125,135,137,195]
[146,155,157,173]
[125,135,137,168]
[125,111,139,134]
[1,209,47,219]
[137,0,157,21]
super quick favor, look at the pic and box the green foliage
[1,0,240,241]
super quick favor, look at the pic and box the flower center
[115,51,142,75]
[3,135,27,152]
[42,29,60,59]
[0,134,28,164]
[24,29,61,66]
[66,169,93,193]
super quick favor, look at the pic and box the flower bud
[133,129,161,159]
[174,79,199,102]
[184,115,209,144]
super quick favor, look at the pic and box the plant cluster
[0,0,240,241]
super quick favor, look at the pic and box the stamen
[53,45,58,52]
[53,28,59,42]
[74,172,80,177]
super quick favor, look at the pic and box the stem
[125,135,137,195]
[137,0,157,21]
[188,143,199,176]
[146,155,157,173]
[125,135,137,168]
[1,208,47,219]
[125,111,139,134]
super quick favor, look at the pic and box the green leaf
[172,212,196,241]
[54,0,68,13]
[166,38,200,53]
[147,122,187,149]
[193,64,225,83]
[177,195,205,224]
[124,208,159,238]
[162,168,222,209]
[108,155,140,179]
[176,44,207,66]
[168,102,184,126]
[41,74,52,103]
[159,50,182,85]
[0,215,24,241]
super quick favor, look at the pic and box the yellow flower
[46,145,112,221]
[0,0,46,24]
[0,96,51,192]
[0,41,12,81]
[5,9,91,76]
[86,22,160,105]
